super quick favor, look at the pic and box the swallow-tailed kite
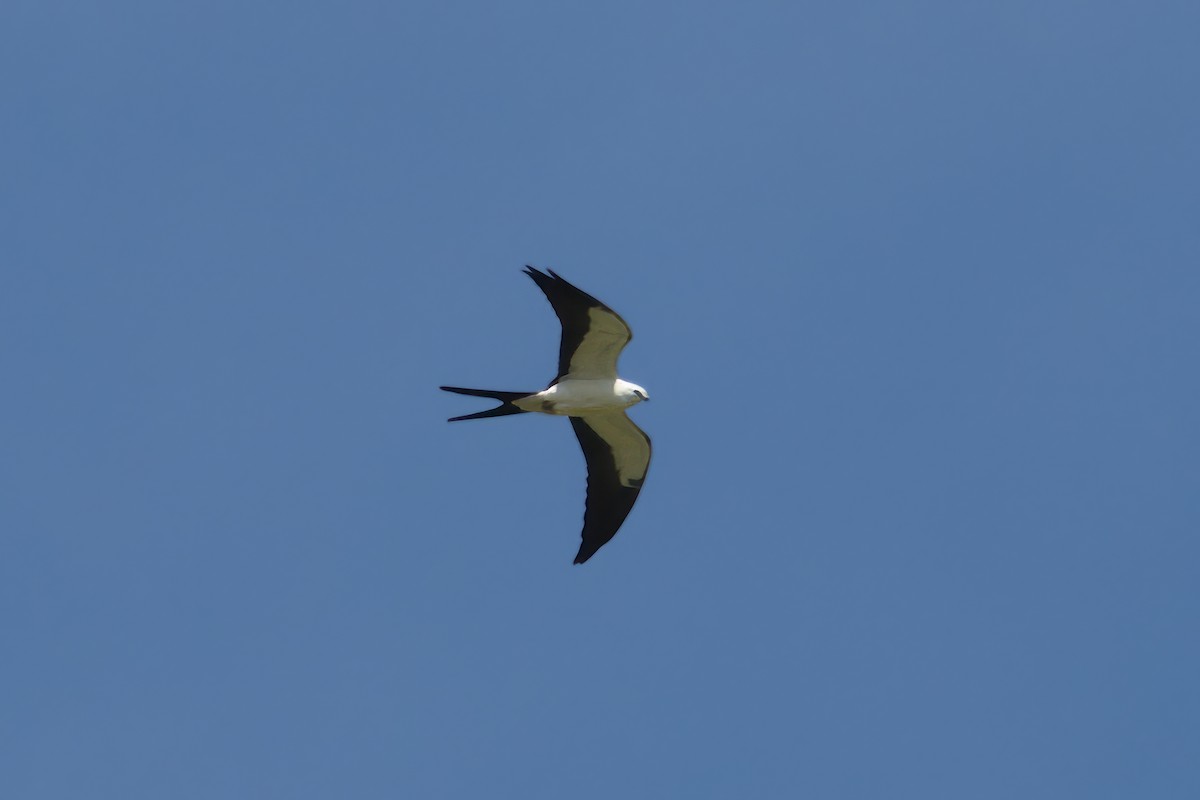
[441,267,651,564]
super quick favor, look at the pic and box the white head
[617,379,650,407]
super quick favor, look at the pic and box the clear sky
[3,2,1198,798]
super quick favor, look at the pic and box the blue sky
[3,2,1198,797]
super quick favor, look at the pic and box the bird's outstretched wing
[568,412,651,564]
[524,267,633,382]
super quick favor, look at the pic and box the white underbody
[514,378,648,416]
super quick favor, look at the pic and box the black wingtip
[525,265,571,280]
[523,265,553,287]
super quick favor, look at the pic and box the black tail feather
[439,386,530,402]
[439,386,534,422]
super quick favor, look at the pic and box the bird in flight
[441,267,651,564]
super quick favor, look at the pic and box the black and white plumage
[440,267,651,564]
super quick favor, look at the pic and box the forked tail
[439,386,534,422]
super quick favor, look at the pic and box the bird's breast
[516,379,633,415]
